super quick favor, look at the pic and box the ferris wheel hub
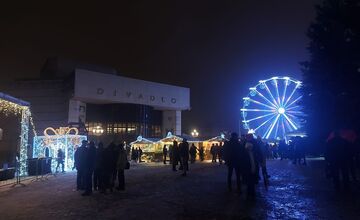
[278,107,285,114]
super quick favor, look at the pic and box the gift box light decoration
[33,127,87,171]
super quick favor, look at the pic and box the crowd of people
[71,131,360,198]
[223,133,270,200]
[74,140,129,196]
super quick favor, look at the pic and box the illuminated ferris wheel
[241,76,303,140]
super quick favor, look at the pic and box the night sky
[0,0,320,135]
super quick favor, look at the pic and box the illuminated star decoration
[241,76,303,140]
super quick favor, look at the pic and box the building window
[114,123,127,134]
[127,123,136,133]
[107,124,113,134]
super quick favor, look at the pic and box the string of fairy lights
[0,98,37,175]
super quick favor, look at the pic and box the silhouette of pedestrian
[116,144,127,191]
[163,145,168,164]
[326,131,351,191]
[74,140,87,191]
[189,143,197,163]
[179,138,189,176]
[56,149,65,173]
[223,133,243,194]
[210,143,216,162]
[199,146,205,161]
[172,140,180,171]
[83,141,96,196]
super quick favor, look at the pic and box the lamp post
[191,129,199,137]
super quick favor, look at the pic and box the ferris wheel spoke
[240,108,275,113]
[284,83,300,107]
[285,95,302,109]
[253,114,277,132]
[247,98,276,110]
[242,112,276,123]
[281,119,286,138]
[281,79,289,106]
[263,82,279,107]
[274,116,280,139]
[283,113,298,130]
[286,110,303,115]
[253,89,278,108]
[264,114,280,139]
[286,105,301,111]
[273,79,281,107]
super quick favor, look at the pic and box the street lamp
[191,129,199,137]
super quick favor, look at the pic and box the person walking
[189,143,197,164]
[179,138,189,176]
[56,149,65,173]
[83,141,96,196]
[163,145,168,164]
[223,133,244,194]
[116,144,128,191]
[74,140,87,191]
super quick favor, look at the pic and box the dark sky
[0,0,320,135]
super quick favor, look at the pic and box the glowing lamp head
[278,107,285,114]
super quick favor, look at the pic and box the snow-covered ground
[0,159,359,219]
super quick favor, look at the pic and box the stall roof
[130,136,160,145]
[204,135,228,142]
[0,92,30,106]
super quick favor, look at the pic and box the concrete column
[162,110,182,136]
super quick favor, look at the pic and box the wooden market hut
[202,134,228,160]
[129,136,161,162]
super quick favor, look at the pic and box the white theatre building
[1,58,190,143]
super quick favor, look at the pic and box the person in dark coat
[93,142,104,191]
[217,143,223,165]
[100,143,116,193]
[179,139,189,176]
[172,140,180,171]
[189,143,197,164]
[210,144,216,162]
[326,131,351,191]
[131,147,136,161]
[223,133,244,194]
[83,141,97,196]
[116,144,127,190]
[74,140,87,191]
[138,147,143,163]
[163,145,168,164]
[199,146,205,161]
[56,149,65,173]
[108,143,119,192]
[244,134,258,200]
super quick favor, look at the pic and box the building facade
[1,62,190,143]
